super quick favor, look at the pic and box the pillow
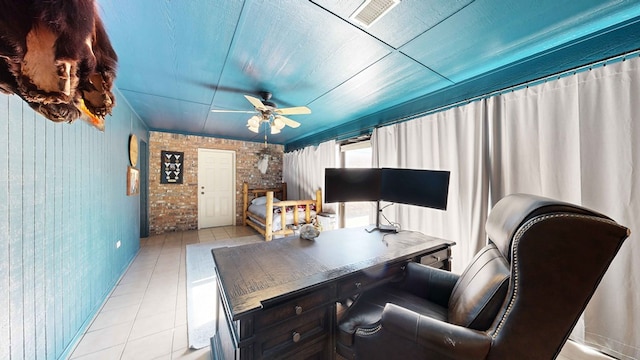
[251,196,280,206]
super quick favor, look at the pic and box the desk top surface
[212,227,454,319]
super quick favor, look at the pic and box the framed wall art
[127,166,140,195]
[161,150,184,184]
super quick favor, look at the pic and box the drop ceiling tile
[402,0,640,83]
[99,0,243,104]
[312,0,473,48]
[213,1,393,108]
[307,51,452,131]
[120,90,210,133]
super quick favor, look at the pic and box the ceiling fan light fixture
[247,115,261,128]
[248,124,260,133]
[273,116,285,130]
[238,93,309,134]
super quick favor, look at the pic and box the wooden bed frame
[242,182,322,241]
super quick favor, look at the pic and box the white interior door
[198,149,235,228]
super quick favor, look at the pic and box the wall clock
[129,134,139,167]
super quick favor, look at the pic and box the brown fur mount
[0,0,118,130]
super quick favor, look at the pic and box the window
[339,140,374,228]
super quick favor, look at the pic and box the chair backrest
[447,242,510,330]
[483,194,629,360]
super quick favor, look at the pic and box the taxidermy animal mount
[257,153,269,175]
[0,0,118,130]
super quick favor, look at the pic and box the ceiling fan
[211,91,311,134]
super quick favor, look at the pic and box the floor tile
[137,295,178,319]
[112,282,147,297]
[175,307,187,327]
[148,270,180,285]
[71,322,132,358]
[101,292,145,312]
[89,304,139,332]
[70,344,125,360]
[129,310,176,340]
[120,329,173,360]
[145,283,178,300]
[171,347,210,360]
[172,324,188,352]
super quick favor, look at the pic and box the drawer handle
[355,282,362,289]
[295,305,303,315]
[292,331,301,343]
[432,255,441,262]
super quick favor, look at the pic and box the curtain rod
[289,49,640,151]
[377,49,640,129]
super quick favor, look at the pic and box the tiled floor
[68,225,612,360]
[68,226,260,360]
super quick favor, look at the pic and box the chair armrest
[398,262,459,307]
[382,303,491,360]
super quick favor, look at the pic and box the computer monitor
[324,168,381,203]
[380,168,450,210]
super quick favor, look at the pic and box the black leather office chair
[337,194,629,360]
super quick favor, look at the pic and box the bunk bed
[242,182,322,241]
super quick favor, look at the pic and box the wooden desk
[211,227,454,359]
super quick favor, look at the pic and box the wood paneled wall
[0,90,147,360]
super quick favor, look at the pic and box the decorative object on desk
[126,166,139,195]
[161,150,183,184]
[289,224,300,235]
[300,223,320,240]
[316,212,336,231]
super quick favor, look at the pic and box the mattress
[248,203,316,232]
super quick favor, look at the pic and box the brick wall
[148,131,283,235]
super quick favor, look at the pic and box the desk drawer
[257,307,329,359]
[255,287,331,330]
[420,248,450,268]
[337,261,406,299]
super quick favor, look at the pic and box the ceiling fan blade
[275,106,311,115]
[244,95,268,111]
[279,115,301,128]
[211,109,256,113]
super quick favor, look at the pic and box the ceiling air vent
[350,0,400,28]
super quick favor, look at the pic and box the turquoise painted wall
[0,88,148,359]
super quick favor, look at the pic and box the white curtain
[488,58,640,360]
[283,140,337,212]
[372,100,490,274]
[371,56,640,359]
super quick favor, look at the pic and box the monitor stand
[375,224,398,232]
[365,201,398,233]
